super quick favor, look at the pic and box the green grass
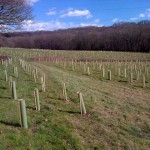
[0,48,150,150]
[0,60,81,150]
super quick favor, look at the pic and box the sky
[23,0,150,31]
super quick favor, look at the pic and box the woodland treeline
[0,20,150,52]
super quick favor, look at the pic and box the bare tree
[0,0,32,31]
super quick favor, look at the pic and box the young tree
[0,0,32,31]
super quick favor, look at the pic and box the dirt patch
[0,56,9,61]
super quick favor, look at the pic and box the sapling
[83,64,86,74]
[18,99,28,128]
[1,59,3,65]
[78,92,87,115]
[34,88,40,111]
[87,67,90,76]
[118,67,121,76]
[15,67,18,78]
[43,73,45,84]
[99,64,102,70]
[124,68,127,78]
[96,61,98,70]
[62,82,68,101]
[40,77,44,91]
[74,63,76,70]
[4,61,8,69]
[130,72,133,83]
[12,81,17,100]
[72,63,75,71]
[142,75,146,88]
[33,73,37,82]
[43,74,46,92]
[139,69,142,76]
[8,59,11,65]
[134,64,137,71]
[108,70,112,80]
[9,76,12,88]
[136,71,139,80]
[41,75,45,92]
[4,70,8,82]
[13,65,15,75]
[35,68,38,78]
[102,66,105,78]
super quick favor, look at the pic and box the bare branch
[0,0,32,31]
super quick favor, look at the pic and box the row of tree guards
[106,69,146,88]
[2,59,87,129]
[19,59,87,116]
[11,81,40,129]
[59,59,149,88]
[62,82,87,115]
[1,59,41,128]
[15,83,86,129]
[17,88,41,129]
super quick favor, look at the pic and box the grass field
[0,48,150,150]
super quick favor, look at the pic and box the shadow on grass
[0,120,20,127]
[0,96,11,99]
[59,109,80,114]
[26,106,35,110]
[0,86,7,89]
[118,80,127,82]
[58,97,64,101]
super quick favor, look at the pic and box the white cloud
[139,9,150,18]
[139,13,145,18]
[26,0,39,5]
[20,20,102,31]
[21,20,78,31]
[112,18,123,23]
[130,18,138,21]
[60,9,92,18]
[111,8,150,24]
[80,23,103,27]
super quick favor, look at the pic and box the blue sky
[23,0,150,31]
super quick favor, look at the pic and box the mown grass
[0,48,150,150]
[0,60,81,150]
[32,61,150,150]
